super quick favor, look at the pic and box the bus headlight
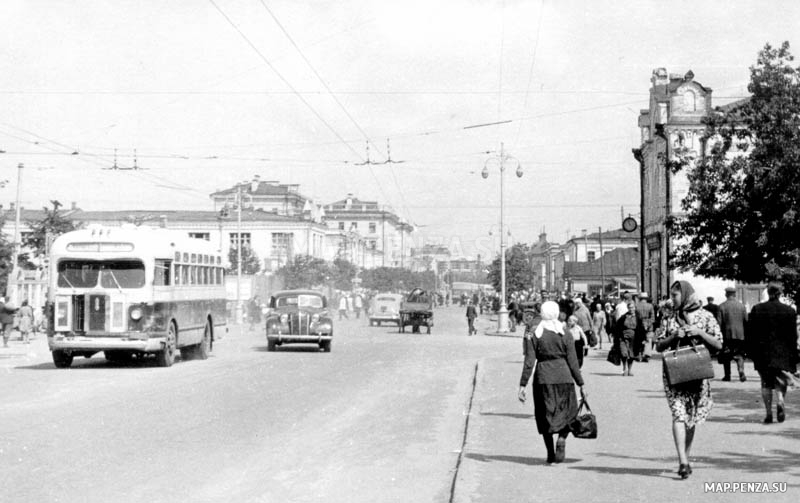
[130,307,143,321]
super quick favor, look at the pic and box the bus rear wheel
[156,323,176,367]
[195,322,211,360]
[52,350,73,368]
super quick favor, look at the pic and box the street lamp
[482,142,522,333]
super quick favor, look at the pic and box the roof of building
[210,180,304,199]
[326,196,379,210]
[715,97,751,117]
[573,228,638,242]
[563,248,639,278]
[1,208,314,225]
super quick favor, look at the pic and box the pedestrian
[508,299,519,332]
[656,280,722,479]
[572,298,594,347]
[613,300,638,376]
[338,294,349,320]
[0,298,17,348]
[636,293,656,362]
[18,300,34,344]
[717,287,748,382]
[592,303,607,350]
[354,293,363,319]
[704,297,721,323]
[466,300,478,336]
[248,295,262,331]
[518,301,587,464]
[603,302,614,344]
[567,315,589,368]
[747,282,799,424]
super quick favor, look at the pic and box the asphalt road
[0,306,516,503]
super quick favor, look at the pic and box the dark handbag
[586,330,598,347]
[569,399,597,439]
[663,336,714,385]
[606,346,621,366]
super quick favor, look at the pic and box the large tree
[23,200,78,262]
[486,243,534,296]
[360,266,436,292]
[330,257,358,290]
[671,41,800,303]
[277,255,330,289]
[227,245,261,275]
[0,215,14,293]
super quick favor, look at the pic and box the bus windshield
[57,260,146,289]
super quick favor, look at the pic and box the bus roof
[50,225,223,262]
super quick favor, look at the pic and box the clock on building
[622,217,638,233]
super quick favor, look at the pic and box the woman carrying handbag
[656,281,722,479]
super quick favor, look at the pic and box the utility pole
[12,163,23,271]
[236,185,243,324]
[598,226,605,297]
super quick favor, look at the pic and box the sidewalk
[454,347,800,502]
[0,333,51,369]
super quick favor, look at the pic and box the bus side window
[174,264,182,285]
[154,260,172,286]
[182,264,189,285]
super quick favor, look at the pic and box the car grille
[289,313,311,335]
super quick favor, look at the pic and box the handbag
[662,336,714,386]
[569,399,597,439]
[606,346,621,366]
[586,329,598,347]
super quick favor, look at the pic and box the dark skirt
[575,339,585,368]
[618,336,636,360]
[533,382,578,435]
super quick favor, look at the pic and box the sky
[1,0,798,259]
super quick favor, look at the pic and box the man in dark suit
[718,287,748,382]
[748,282,800,423]
[466,300,478,336]
[704,296,721,323]
[0,298,17,348]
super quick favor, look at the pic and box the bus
[47,225,227,368]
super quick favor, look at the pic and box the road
[0,305,514,503]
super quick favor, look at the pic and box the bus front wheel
[156,323,176,367]
[52,350,73,369]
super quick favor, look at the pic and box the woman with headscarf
[603,302,614,344]
[518,301,587,464]
[613,299,638,376]
[656,280,722,479]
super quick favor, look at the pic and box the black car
[265,290,333,352]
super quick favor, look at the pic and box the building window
[587,251,596,261]
[189,232,210,241]
[684,90,696,112]
[230,232,251,248]
[370,240,377,250]
[351,222,358,230]
[272,233,293,259]
[369,222,376,234]
[338,222,345,230]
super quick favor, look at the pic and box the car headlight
[130,307,143,321]
[280,314,289,324]
[312,313,320,323]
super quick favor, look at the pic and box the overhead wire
[513,0,544,149]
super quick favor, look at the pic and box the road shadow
[729,426,800,438]
[705,385,767,423]
[13,354,194,370]
[596,450,800,476]
[569,466,669,478]
[252,345,325,353]
[479,412,535,420]
[465,452,579,466]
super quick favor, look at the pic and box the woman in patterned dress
[656,280,722,479]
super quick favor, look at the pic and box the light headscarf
[534,301,565,338]
[671,280,702,323]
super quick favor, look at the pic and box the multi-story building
[562,248,640,296]
[633,68,732,300]
[323,194,413,268]
[553,228,639,293]
[529,232,561,293]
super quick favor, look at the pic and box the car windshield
[57,260,146,289]
[275,294,324,309]
[377,296,398,302]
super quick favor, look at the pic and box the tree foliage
[360,266,436,292]
[671,41,800,303]
[277,254,330,289]
[0,215,14,294]
[227,245,261,275]
[23,200,78,261]
[331,257,358,290]
[486,243,533,295]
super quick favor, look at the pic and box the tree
[360,267,437,292]
[0,215,14,294]
[227,245,261,275]
[277,255,330,289]
[330,257,358,290]
[671,41,800,303]
[23,200,78,262]
[486,243,534,295]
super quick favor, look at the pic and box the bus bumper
[48,334,167,353]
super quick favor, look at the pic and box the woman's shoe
[678,464,690,479]
[546,453,556,464]
[777,404,786,423]
[555,438,566,463]
[687,464,693,475]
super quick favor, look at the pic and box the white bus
[47,225,227,368]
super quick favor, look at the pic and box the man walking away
[748,282,799,423]
[338,295,349,320]
[636,293,656,361]
[718,287,748,382]
[354,293,363,319]
[572,297,594,347]
[0,298,17,348]
[466,300,478,336]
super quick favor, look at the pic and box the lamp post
[482,142,522,333]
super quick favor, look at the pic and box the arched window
[684,90,696,112]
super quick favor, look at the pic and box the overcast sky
[1,0,798,258]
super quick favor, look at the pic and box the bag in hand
[586,330,598,347]
[663,336,714,386]
[569,399,597,439]
[606,346,621,366]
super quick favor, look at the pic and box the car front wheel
[320,339,332,352]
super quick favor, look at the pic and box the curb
[449,358,484,503]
